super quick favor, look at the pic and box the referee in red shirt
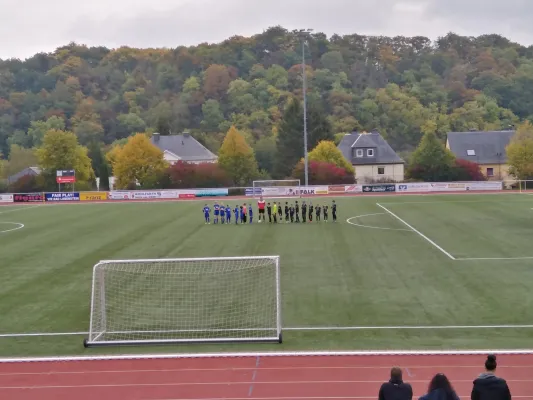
[257,196,266,222]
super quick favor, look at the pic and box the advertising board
[80,192,108,201]
[344,185,362,193]
[179,194,195,199]
[429,183,465,191]
[56,170,76,184]
[0,194,13,203]
[45,192,80,202]
[108,191,132,200]
[396,183,431,192]
[195,189,229,197]
[245,188,263,196]
[362,184,396,193]
[465,182,503,191]
[13,193,44,202]
[328,185,346,193]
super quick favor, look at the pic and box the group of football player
[202,197,338,224]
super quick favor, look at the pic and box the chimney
[153,132,160,142]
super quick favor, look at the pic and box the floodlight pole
[299,29,313,187]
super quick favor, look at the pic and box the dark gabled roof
[150,133,217,162]
[7,166,41,183]
[447,130,514,164]
[337,131,404,165]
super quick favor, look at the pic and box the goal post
[84,256,282,347]
[252,179,301,199]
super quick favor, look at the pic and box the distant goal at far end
[84,256,282,347]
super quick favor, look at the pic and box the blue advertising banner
[195,189,229,197]
[245,188,262,196]
[45,192,80,202]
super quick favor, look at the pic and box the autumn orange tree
[218,126,259,186]
[107,133,167,189]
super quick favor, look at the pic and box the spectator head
[485,354,497,372]
[428,373,455,400]
[390,367,402,380]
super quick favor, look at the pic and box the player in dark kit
[267,202,272,223]
[284,202,289,223]
[315,204,321,221]
[308,202,314,222]
[332,200,337,222]
[301,201,307,222]
[289,204,295,223]
[277,201,282,221]
[323,205,329,222]
[295,201,300,222]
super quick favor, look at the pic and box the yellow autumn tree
[307,140,355,174]
[218,126,259,185]
[507,121,533,179]
[109,133,167,189]
[36,129,94,184]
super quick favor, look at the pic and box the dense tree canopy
[1,27,533,180]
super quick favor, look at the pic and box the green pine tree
[407,131,456,181]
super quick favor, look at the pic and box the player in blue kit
[225,205,232,224]
[213,202,220,224]
[203,204,211,224]
[234,205,240,224]
[220,204,226,224]
[248,204,253,224]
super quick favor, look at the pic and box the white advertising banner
[0,194,14,203]
[396,183,431,192]
[429,183,466,191]
[344,185,362,193]
[465,182,503,191]
[108,190,182,200]
[429,182,502,192]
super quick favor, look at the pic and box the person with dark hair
[471,355,511,400]
[419,373,459,400]
[378,367,413,400]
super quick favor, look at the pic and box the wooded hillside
[0,26,531,162]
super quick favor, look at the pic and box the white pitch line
[467,257,533,260]
[2,349,533,363]
[0,205,41,215]
[346,214,412,231]
[0,222,24,234]
[376,203,456,260]
[285,325,533,330]
[4,324,533,338]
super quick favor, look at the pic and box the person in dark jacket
[419,373,460,400]
[379,367,413,400]
[471,355,511,400]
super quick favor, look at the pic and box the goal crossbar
[84,256,282,348]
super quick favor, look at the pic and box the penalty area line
[376,203,455,260]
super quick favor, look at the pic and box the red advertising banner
[56,170,76,184]
[179,194,195,199]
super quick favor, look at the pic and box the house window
[467,149,476,156]
[487,167,494,177]
[378,167,385,175]
[355,149,363,157]
[367,149,374,157]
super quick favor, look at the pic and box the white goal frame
[84,256,282,347]
[252,179,301,199]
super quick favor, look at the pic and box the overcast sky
[1,0,532,60]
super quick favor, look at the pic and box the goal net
[252,179,301,199]
[84,256,282,347]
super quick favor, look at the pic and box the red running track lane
[0,355,532,400]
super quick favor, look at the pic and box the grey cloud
[1,0,533,60]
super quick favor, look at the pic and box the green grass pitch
[1,193,533,358]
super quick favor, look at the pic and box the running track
[0,354,532,399]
